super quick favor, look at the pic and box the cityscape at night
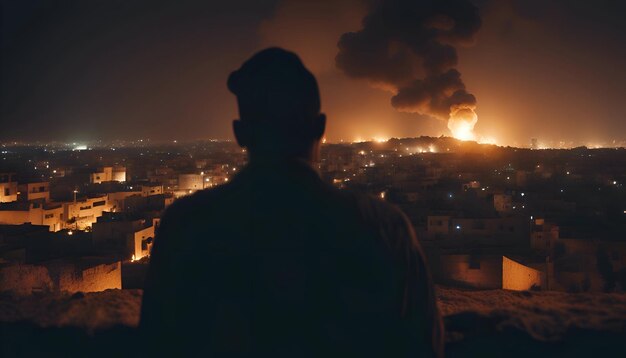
[1,0,625,357]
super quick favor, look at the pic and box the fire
[449,122,475,141]
[448,104,478,141]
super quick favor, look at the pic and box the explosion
[448,104,478,141]
[336,0,482,141]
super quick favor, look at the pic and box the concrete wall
[0,264,53,296]
[434,255,503,289]
[502,256,544,291]
[53,262,122,293]
[0,261,121,296]
[554,271,605,293]
[0,209,31,225]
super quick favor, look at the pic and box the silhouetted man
[140,48,443,357]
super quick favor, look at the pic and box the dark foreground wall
[2,315,626,358]
[2,288,626,357]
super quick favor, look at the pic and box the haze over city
[2,0,625,147]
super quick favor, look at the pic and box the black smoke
[336,0,481,129]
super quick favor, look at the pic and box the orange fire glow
[448,105,478,141]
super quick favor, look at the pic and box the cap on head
[227,47,321,126]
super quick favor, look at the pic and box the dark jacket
[140,159,443,357]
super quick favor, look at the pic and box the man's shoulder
[338,188,411,230]
[160,183,235,225]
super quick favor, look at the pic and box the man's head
[228,48,325,162]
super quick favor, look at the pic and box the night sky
[2,0,625,146]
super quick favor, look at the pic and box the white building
[91,166,126,184]
[0,202,64,232]
[63,195,113,230]
[18,181,50,202]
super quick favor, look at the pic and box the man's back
[140,160,442,356]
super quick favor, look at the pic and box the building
[427,215,452,240]
[141,184,163,197]
[530,218,559,254]
[63,195,113,230]
[462,181,481,190]
[427,215,528,244]
[90,166,126,184]
[494,194,513,213]
[18,181,50,202]
[92,213,157,260]
[433,254,545,290]
[0,173,18,203]
[178,174,204,191]
[551,238,626,292]
[107,190,142,212]
[0,202,64,232]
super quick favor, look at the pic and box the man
[140,48,443,357]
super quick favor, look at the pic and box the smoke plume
[336,0,481,139]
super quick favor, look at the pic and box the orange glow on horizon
[478,136,498,145]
